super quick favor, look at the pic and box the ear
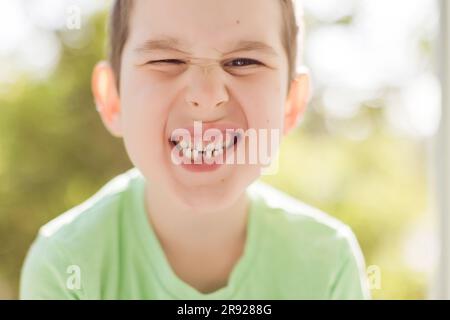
[91,61,123,137]
[283,66,311,135]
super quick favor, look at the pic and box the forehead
[127,0,285,56]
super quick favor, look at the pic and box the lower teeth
[172,134,240,162]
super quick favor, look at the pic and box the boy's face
[93,0,309,212]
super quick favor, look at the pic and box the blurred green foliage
[0,13,132,298]
[0,12,431,299]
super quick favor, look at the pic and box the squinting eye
[144,58,264,71]
[224,58,262,67]
[147,59,186,65]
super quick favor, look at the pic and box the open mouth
[168,131,242,164]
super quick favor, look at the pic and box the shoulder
[248,180,356,245]
[247,181,369,299]
[39,168,142,247]
[20,168,144,299]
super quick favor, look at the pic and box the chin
[173,179,236,212]
[172,170,257,214]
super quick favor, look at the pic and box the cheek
[235,74,285,130]
[121,67,176,133]
[119,73,174,168]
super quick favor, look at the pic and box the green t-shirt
[20,168,370,299]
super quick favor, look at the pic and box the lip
[166,122,245,173]
[169,122,245,141]
[181,159,223,172]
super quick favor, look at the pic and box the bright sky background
[0,0,440,138]
[302,0,440,139]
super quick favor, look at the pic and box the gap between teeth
[173,136,239,160]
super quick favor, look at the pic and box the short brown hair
[108,0,302,92]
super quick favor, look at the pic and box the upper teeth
[171,133,239,160]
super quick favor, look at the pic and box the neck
[143,183,250,249]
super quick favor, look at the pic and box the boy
[20,0,370,299]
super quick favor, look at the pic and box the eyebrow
[133,37,279,56]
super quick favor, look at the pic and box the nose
[185,63,229,110]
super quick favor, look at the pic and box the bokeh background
[0,0,442,299]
